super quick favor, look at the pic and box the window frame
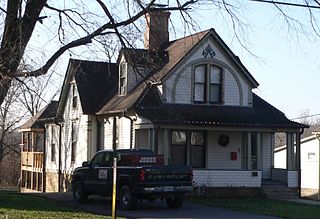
[190,131,206,168]
[193,63,222,104]
[119,62,127,95]
[72,84,78,109]
[170,130,206,169]
[51,126,56,162]
[71,122,77,162]
[171,131,187,166]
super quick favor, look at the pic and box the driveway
[37,192,281,219]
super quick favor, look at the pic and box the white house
[19,10,307,196]
[275,129,320,199]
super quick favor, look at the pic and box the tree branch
[14,0,162,77]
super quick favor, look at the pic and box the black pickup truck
[71,149,193,210]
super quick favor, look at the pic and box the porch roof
[135,94,308,129]
[19,101,58,130]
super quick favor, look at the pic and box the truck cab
[71,149,193,210]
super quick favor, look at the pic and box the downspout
[42,127,47,193]
[123,112,134,150]
[54,120,62,193]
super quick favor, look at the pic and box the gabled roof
[19,101,58,130]
[97,29,259,115]
[97,30,209,115]
[135,92,308,129]
[57,59,118,117]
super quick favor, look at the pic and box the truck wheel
[119,186,137,210]
[72,181,88,203]
[166,195,184,209]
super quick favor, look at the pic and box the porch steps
[262,181,299,199]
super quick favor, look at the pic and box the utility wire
[291,113,320,120]
[250,0,320,9]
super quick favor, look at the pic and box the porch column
[163,129,170,165]
[257,133,262,170]
[295,132,301,170]
[148,128,153,151]
[270,133,275,168]
[286,132,294,170]
[153,125,159,155]
[247,132,252,170]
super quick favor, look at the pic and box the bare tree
[0,80,26,162]
[0,0,198,106]
[0,0,319,108]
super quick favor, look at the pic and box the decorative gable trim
[162,29,259,89]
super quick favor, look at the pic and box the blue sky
[182,1,320,120]
[28,1,320,120]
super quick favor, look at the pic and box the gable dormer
[161,30,259,107]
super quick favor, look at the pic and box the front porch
[193,168,299,188]
[19,130,45,192]
[192,169,299,199]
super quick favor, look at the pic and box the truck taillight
[139,169,145,183]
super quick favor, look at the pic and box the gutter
[54,119,62,193]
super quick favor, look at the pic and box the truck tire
[72,181,88,203]
[119,185,137,210]
[166,195,184,209]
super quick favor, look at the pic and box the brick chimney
[144,11,170,50]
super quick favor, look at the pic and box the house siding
[262,133,272,179]
[207,131,242,169]
[164,37,250,106]
[301,138,319,189]
[274,136,319,190]
[117,117,131,149]
[61,81,88,173]
[104,117,114,150]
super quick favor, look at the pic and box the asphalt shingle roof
[135,93,307,129]
[19,101,59,130]
[73,59,118,114]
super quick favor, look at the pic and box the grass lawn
[0,190,108,219]
[190,197,320,219]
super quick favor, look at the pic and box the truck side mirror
[82,161,90,167]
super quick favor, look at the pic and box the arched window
[194,64,222,104]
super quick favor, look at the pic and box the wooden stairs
[261,180,299,199]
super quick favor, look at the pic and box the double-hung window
[171,130,206,168]
[51,126,56,162]
[72,84,77,109]
[119,62,127,95]
[194,64,222,104]
[71,122,77,162]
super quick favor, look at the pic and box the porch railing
[21,152,43,172]
[193,170,262,188]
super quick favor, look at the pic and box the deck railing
[21,152,43,172]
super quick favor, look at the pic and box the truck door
[99,152,113,195]
[84,152,105,194]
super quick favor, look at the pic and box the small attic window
[119,62,127,95]
[72,84,78,109]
